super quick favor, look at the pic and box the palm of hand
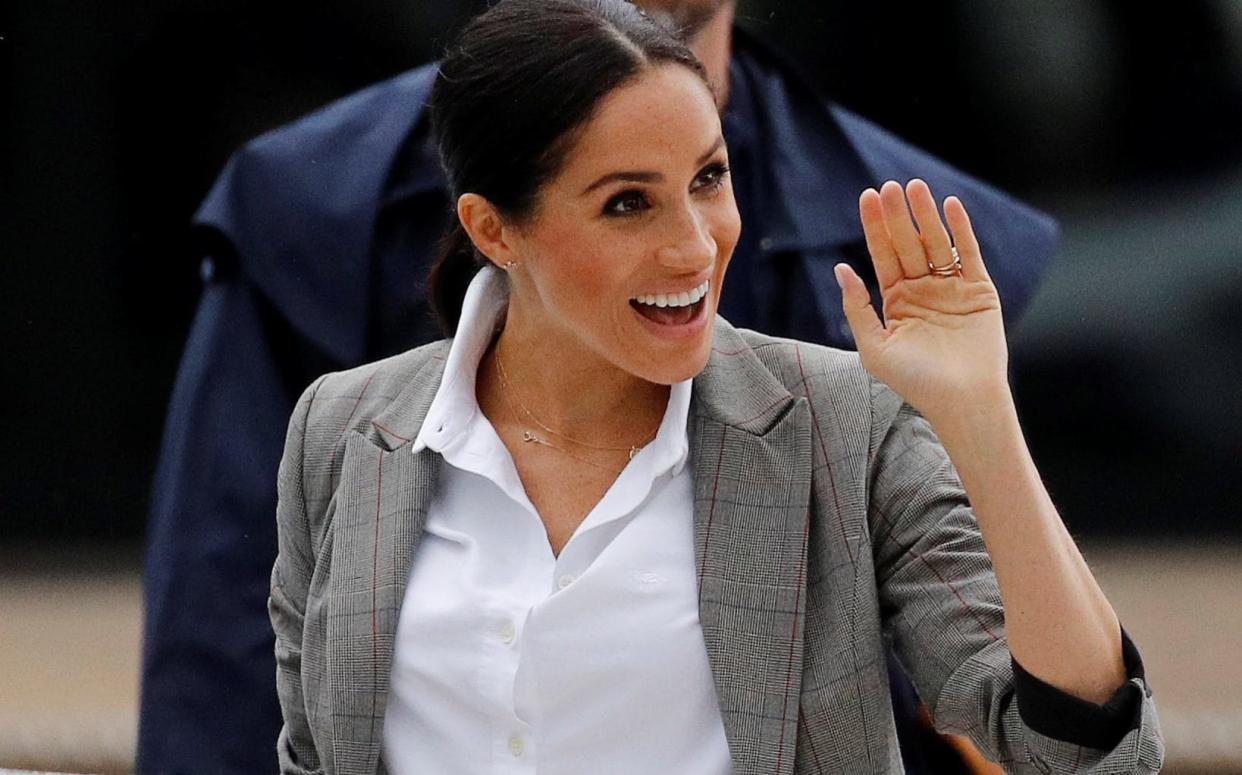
[836,179,1011,421]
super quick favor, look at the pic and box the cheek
[532,222,630,309]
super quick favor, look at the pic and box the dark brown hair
[426,0,710,333]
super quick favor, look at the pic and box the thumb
[834,263,886,353]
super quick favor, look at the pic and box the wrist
[922,379,1017,443]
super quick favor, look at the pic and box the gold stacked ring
[928,246,963,277]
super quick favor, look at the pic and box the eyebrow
[580,136,726,195]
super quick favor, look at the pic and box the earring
[503,259,518,270]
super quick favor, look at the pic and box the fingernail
[833,263,847,291]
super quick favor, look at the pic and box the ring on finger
[928,246,962,277]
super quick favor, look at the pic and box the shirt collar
[411,266,508,453]
[413,266,692,477]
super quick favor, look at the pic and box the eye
[693,161,731,194]
[603,189,650,217]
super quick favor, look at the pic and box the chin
[616,285,721,384]
[632,335,714,386]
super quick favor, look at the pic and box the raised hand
[835,179,1009,424]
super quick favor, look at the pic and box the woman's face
[506,64,741,386]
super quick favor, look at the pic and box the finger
[943,196,989,282]
[834,262,886,353]
[906,179,954,269]
[858,188,904,290]
[879,180,929,278]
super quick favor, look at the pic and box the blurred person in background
[138,0,1057,771]
[270,0,1161,771]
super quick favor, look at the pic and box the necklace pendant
[522,430,544,445]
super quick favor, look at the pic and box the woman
[268,1,1163,772]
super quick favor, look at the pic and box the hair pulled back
[427,0,710,333]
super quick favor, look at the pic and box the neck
[478,306,670,450]
[689,3,735,110]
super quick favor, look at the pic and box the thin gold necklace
[493,368,623,474]
[493,345,658,463]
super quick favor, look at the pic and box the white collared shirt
[383,267,731,774]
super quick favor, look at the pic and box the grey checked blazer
[270,318,1164,774]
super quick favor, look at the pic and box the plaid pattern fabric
[270,319,1164,774]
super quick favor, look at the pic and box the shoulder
[195,62,441,234]
[831,105,1058,248]
[735,328,893,411]
[296,339,450,445]
[736,327,862,382]
[734,30,1057,256]
[731,31,1057,319]
[713,324,905,443]
[201,64,438,203]
[190,63,445,364]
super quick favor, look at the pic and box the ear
[457,193,521,270]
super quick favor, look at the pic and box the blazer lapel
[692,320,814,775]
[324,348,446,774]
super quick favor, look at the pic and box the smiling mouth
[629,280,710,326]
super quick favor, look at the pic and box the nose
[655,204,716,271]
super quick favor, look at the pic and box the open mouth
[629,280,710,326]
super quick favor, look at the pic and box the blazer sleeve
[865,385,1164,774]
[270,374,330,775]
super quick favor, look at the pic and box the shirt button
[759,236,775,252]
[557,574,575,590]
[498,621,515,644]
[507,734,524,757]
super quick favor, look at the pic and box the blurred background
[3,0,1240,771]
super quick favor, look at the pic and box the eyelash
[603,162,731,218]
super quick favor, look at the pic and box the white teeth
[632,280,710,309]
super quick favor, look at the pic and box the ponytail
[427,219,487,335]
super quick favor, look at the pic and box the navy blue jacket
[139,31,1057,774]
